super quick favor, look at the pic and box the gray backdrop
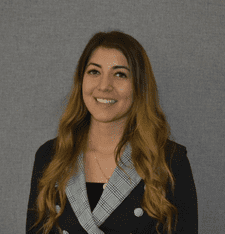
[0,1,224,234]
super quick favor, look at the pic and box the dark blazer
[26,138,198,234]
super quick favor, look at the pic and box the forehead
[89,47,129,66]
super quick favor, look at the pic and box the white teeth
[97,98,117,104]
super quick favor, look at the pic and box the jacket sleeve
[171,145,198,234]
[26,139,58,234]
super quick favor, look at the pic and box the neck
[87,118,125,154]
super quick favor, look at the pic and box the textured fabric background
[0,0,224,234]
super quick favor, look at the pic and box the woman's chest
[84,151,118,183]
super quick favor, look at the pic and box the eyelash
[87,69,127,78]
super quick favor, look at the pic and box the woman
[26,30,198,234]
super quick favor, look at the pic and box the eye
[87,69,127,78]
[116,72,127,78]
[88,69,99,75]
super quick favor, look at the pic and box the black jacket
[26,138,198,233]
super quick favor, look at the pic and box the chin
[92,115,118,123]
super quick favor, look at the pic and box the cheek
[83,78,93,94]
[129,92,134,103]
[122,87,133,102]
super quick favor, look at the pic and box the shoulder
[33,137,58,172]
[165,140,196,193]
[36,137,57,156]
[165,139,190,172]
[165,139,186,156]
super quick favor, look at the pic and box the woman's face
[82,47,133,124]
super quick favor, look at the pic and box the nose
[97,73,114,90]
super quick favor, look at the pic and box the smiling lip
[95,97,117,101]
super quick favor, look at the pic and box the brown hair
[29,29,178,234]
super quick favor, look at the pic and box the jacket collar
[64,141,142,234]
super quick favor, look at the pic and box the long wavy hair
[29,29,178,234]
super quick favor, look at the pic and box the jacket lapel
[65,142,142,234]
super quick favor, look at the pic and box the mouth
[94,97,118,105]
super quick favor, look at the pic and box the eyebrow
[87,63,130,72]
